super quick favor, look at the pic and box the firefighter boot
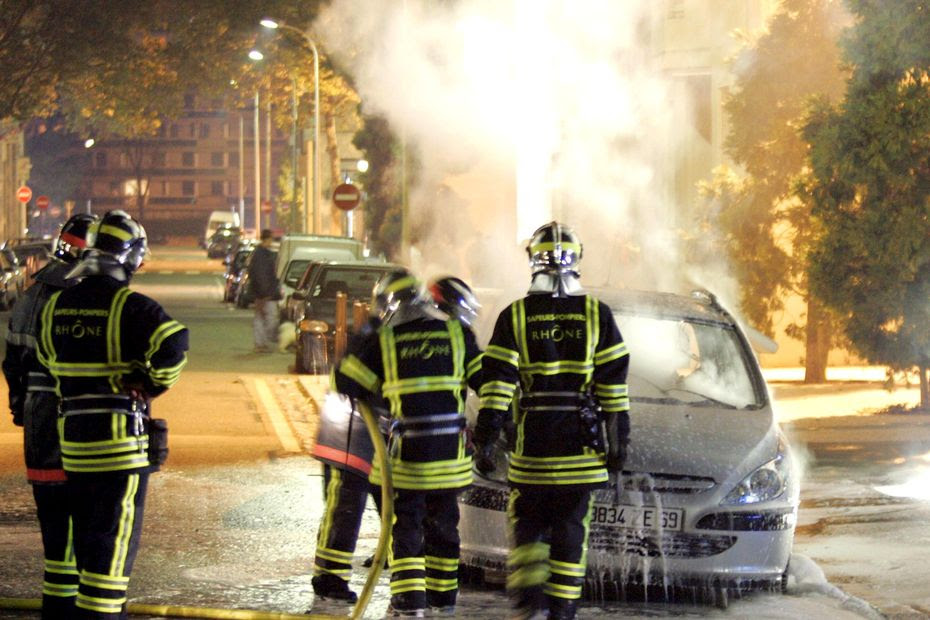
[311,574,358,603]
[546,597,578,620]
[510,585,548,620]
[387,592,426,617]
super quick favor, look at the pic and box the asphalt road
[0,247,927,619]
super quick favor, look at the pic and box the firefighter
[428,276,481,329]
[309,301,388,604]
[3,213,97,619]
[473,222,630,620]
[35,210,189,620]
[334,269,482,618]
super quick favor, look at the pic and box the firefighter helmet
[86,210,147,274]
[526,221,583,274]
[371,268,427,325]
[429,276,480,326]
[54,213,98,263]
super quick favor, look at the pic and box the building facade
[0,120,30,242]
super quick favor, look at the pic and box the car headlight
[722,438,790,505]
[299,319,329,334]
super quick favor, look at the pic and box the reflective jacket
[2,260,73,482]
[311,393,377,478]
[36,275,189,475]
[476,293,629,489]
[335,317,482,491]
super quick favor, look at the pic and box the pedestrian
[333,269,482,618]
[247,228,280,353]
[3,213,98,619]
[309,301,387,605]
[472,221,630,620]
[35,210,189,620]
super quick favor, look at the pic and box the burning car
[459,288,798,606]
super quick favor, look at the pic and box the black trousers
[32,483,78,619]
[68,472,149,620]
[314,465,380,581]
[507,486,594,614]
[390,489,461,610]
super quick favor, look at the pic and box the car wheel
[713,583,728,610]
[780,559,790,594]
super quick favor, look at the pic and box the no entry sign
[16,186,32,203]
[333,183,360,211]
[36,195,50,210]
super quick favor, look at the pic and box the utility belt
[388,413,466,457]
[25,372,56,393]
[519,390,605,452]
[59,394,169,467]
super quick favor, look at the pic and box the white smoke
[315,0,725,303]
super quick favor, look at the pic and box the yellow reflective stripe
[108,288,130,368]
[81,571,130,589]
[317,469,342,550]
[392,458,471,474]
[449,320,465,415]
[515,300,528,365]
[479,395,511,411]
[425,577,458,591]
[600,401,630,412]
[61,454,150,472]
[480,380,517,396]
[510,453,605,468]
[393,330,450,342]
[519,360,594,375]
[549,559,585,577]
[60,437,148,454]
[390,578,426,594]
[507,563,549,590]
[544,581,582,599]
[43,362,133,376]
[594,341,629,364]
[385,276,418,295]
[37,291,61,372]
[467,354,482,379]
[508,469,608,486]
[145,319,185,360]
[43,582,78,597]
[110,473,139,576]
[99,223,133,242]
[529,240,581,254]
[508,541,549,567]
[339,354,380,392]
[382,376,462,395]
[585,295,598,385]
[77,595,126,613]
[425,556,459,571]
[380,328,401,418]
[594,384,628,397]
[391,557,425,571]
[45,559,78,575]
[391,471,472,490]
[316,547,354,563]
[485,345,519,366]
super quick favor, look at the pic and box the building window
[210,152,224,167]
[189,123,196,138]
[200,123,210,138]
[161,181,169,195]
[184,94,195,109]
[170,124,179,138]
[95,152,107,168]
[182,152,195,167]
[229,152,239,167]
[151,152,166,167]
[182,181,195,195]
[211,181,224,196]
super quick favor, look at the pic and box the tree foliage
[699,0,847,378]
[805,1,930,381]
[353,114,403,259]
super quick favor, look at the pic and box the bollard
[334,292,347,360]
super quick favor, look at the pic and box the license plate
[591,503,684,531]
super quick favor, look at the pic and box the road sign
[36,195,50,210]
[261,200,272,213]
[16,186,32,203]
[49,206,62,217]
[333,183,361,211]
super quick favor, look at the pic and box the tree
[805,0,930,407]
[353,115,404,258]
[699,0,847,381]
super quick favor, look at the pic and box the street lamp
[261,17,320,235]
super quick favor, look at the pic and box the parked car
[222,239,257,303]
[458,288,799,606]
[7,238,52,282]
[293,261,403,374]
[203,210,240,249]
[0,247,28,309]
[207,225,242,260]
[274,234,365,283]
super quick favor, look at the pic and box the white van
[203,211,240,248]
[275,234,364,282]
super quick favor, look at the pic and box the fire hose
[0,402,394,620]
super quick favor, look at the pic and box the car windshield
[614,312,764,410]
[313,267,390,300]
[284,260,312,287]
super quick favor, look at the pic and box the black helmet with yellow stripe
[371,268,428,325]
[86,210,147,274]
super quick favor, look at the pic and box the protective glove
[604,411,630,473]
[473,440,497,475]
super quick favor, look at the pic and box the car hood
[627,400,776,484]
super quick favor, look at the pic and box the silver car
[459,288,798,605]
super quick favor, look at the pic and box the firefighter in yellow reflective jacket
[334,269,482,618]
[473,222,630,620]
[36,210,189,620]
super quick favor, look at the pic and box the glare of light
[83,138,95,148]
[248,50,264,61]
[874,453,930,500]
[356,159,369,173]
[260,18,279,29]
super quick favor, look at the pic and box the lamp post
[248,49,264,233]
[261,18,320,235]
